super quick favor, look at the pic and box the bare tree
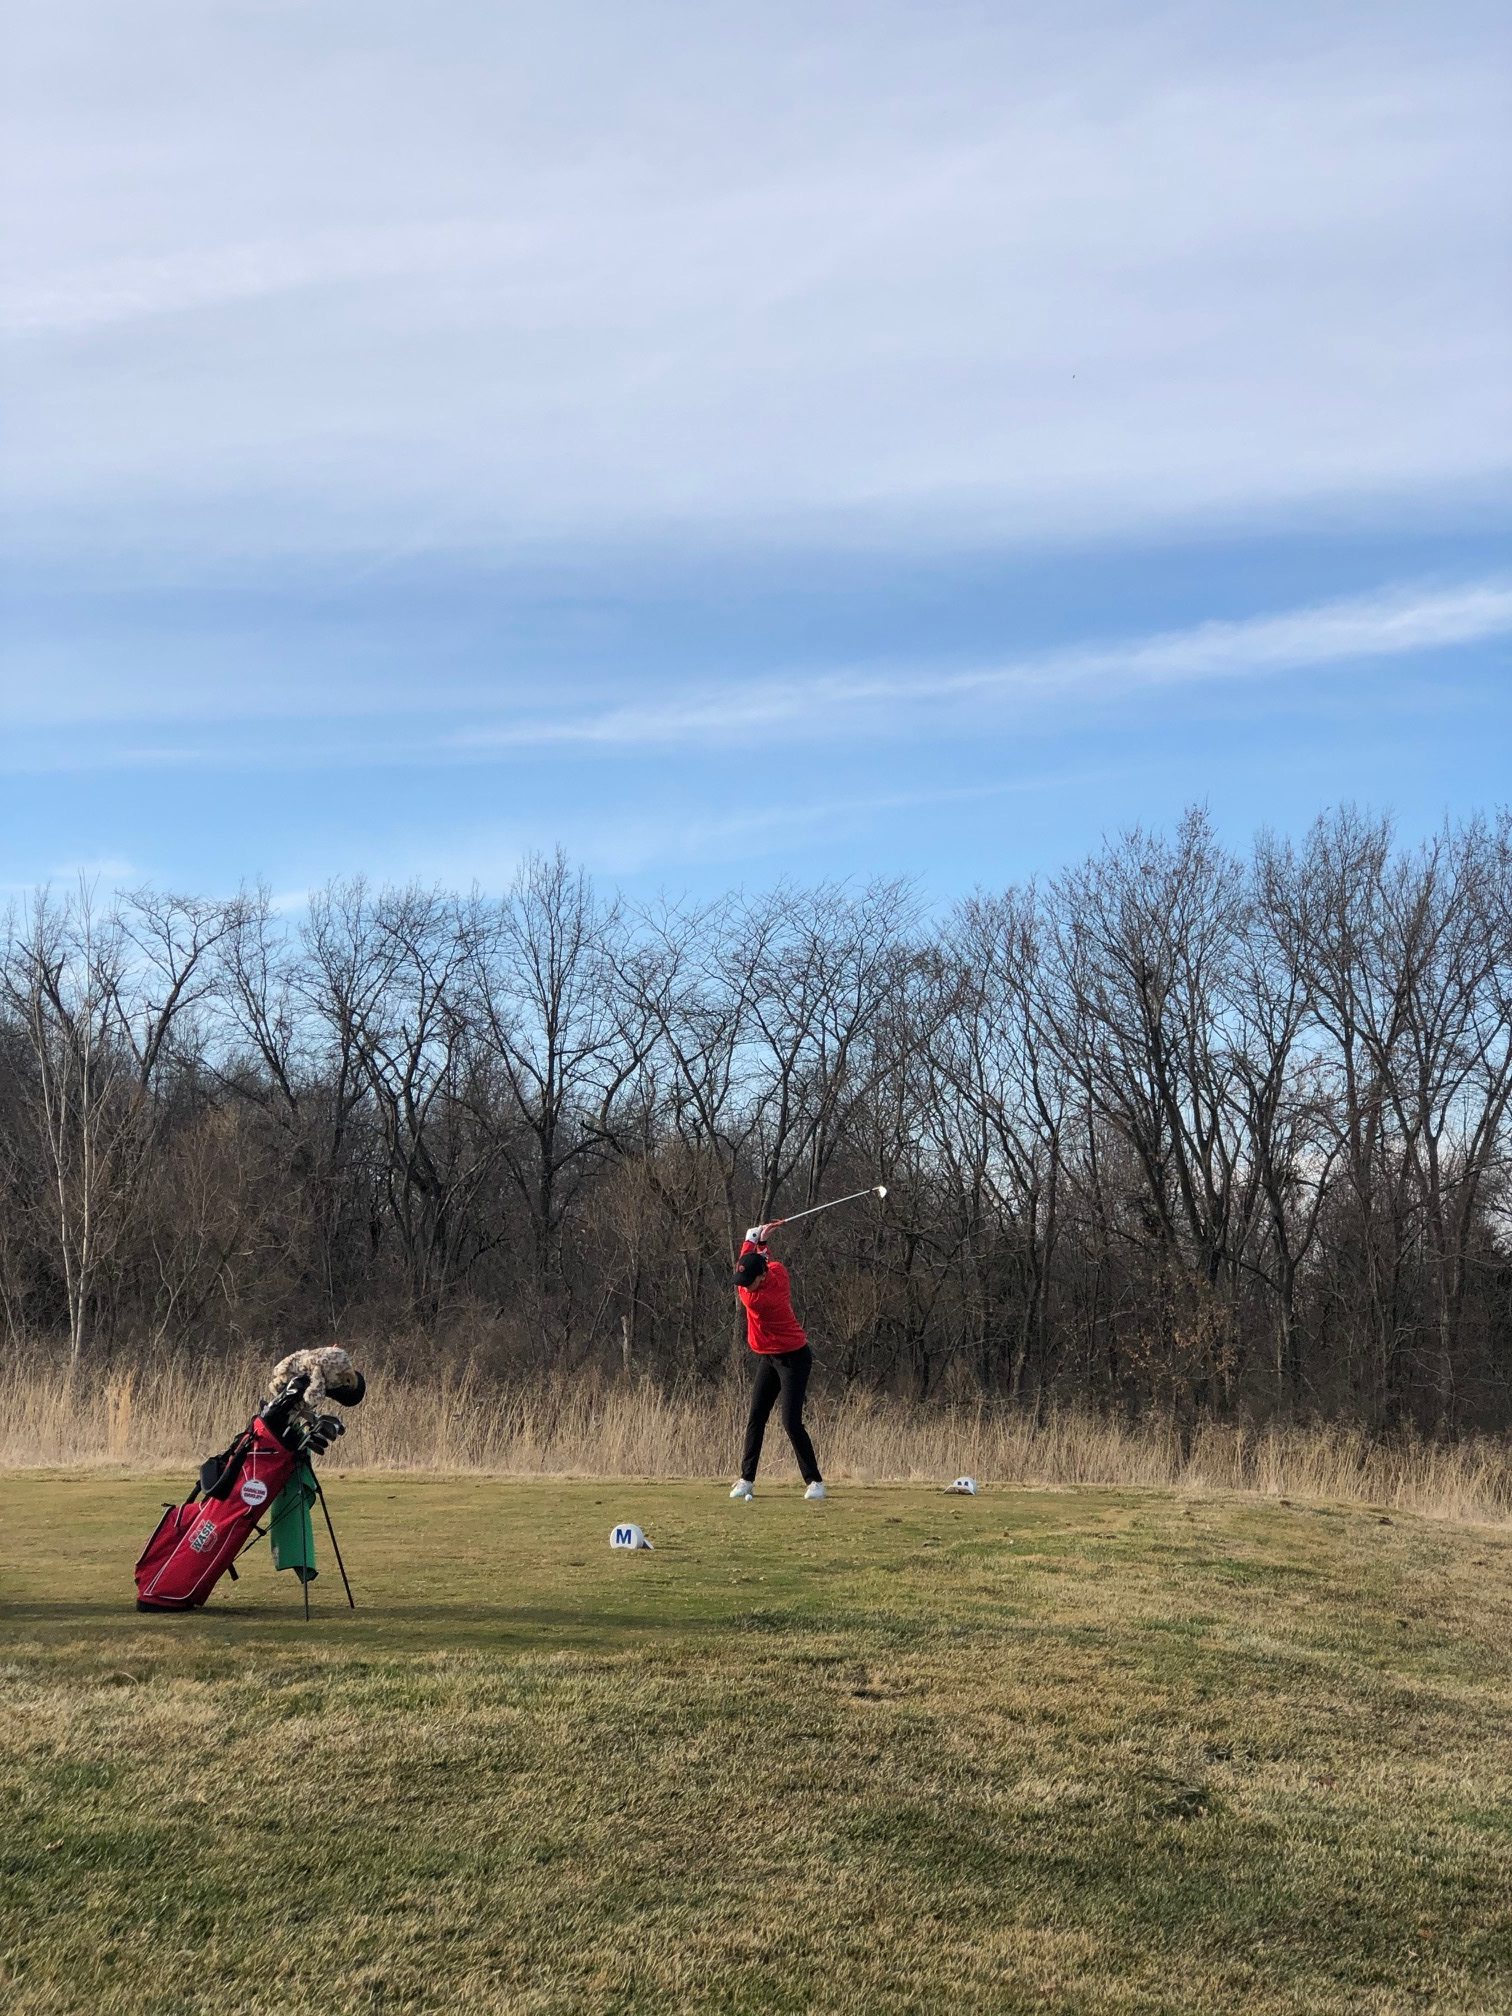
[0,815,1505,1432]
[302,881,501,1320]
[737,879,915,1223]
[926,889,1065,1401]
[1232,845,1340,1411]
[1043,814,1258,1422]
[1274,815,1512,1428]
[0,885,239,1360]
[216,886,380,1327]
[465,853,648,1330]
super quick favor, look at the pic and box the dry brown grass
[3,1349,1511,1525]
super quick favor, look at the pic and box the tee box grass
[2,1474,1510,2014]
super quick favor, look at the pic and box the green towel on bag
[269,1460,318,1581]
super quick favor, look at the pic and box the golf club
[753,1185,887,1237]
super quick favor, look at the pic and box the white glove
[745,1225,770,1245]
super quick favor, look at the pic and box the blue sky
[2,0,1508,908]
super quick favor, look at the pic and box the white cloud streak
[450,578,1512,752]
[4,578,1502,764]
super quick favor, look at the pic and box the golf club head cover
[324,1369,366,1407]
[305,1413,345,1455]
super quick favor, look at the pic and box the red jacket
[736,1241,808,1355]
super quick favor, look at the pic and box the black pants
[740,1345,822,1484]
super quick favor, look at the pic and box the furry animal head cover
[268,1346,366,1409]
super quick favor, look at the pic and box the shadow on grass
[4,1596,731,1648]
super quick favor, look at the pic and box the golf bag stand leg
[313,1475,356,1609]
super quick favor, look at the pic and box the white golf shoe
[804,1481,827,1501]
[730,1479,755,1501]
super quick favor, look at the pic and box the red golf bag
[134,1415,298,1612]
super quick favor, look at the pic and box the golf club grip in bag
[134,1416,297,1611]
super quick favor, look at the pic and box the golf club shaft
[765,1186,884,1233]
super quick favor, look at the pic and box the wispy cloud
[0,743,224,774]
[52,856,138,884]
[2,577,1504,781]
[392,766,1100,890]
[2,857,140,895]
[2,5,1506,559]
[449,578,1512,753]
[0,4,1504,908]
[0,224,547,339]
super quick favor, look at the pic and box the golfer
[729,1227,825,1502]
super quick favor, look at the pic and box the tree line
[3,805,1509,1436]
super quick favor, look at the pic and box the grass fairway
[2,1477,1510,2015]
